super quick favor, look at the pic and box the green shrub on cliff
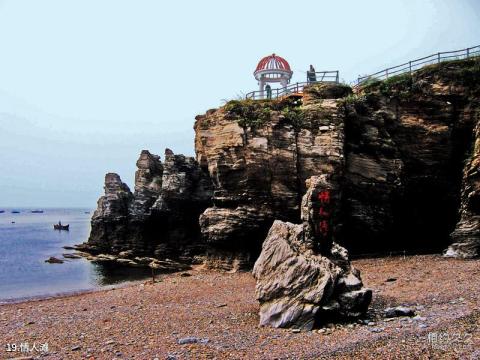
[423,57,480,88]
[362,57,480,99]
[304,82,352,99]
[338,93,367,107]
[281,107,305,130]
[362,73,414,98]
[223,98,302,128]
[223,99,270,128]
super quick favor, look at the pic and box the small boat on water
[53,222,69,231]
[31,210,44,213]
[0,210,5,213]
[11,210,20,214]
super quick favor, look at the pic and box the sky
[0,0,479,207]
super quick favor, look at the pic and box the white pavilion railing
[245,70,339,100]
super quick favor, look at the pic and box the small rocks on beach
[177,337,209,345]
[384,306,415,318]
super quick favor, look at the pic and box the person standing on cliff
[265,84,272,99]
[307,65,316,83]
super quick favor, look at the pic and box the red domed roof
[255,54,291,72]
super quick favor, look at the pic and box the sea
[0,208,150,303]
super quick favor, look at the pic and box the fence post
[467,48,470,58]
[438,53,441,63]
[386,69,389,79]
[409,61,412,74]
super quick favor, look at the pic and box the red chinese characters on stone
[318,190,330,204]
[319,220,329,236]
[316,190,332,238]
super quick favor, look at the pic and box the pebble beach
[1,255,479,359]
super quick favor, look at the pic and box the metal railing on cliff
[245,71,339,100]
[356,45,480,86]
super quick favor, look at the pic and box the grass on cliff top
[223,97,302,129]
[361,56,480,98]
[418,57,480,84]
[303,82,352,100]
[222,83,353,129]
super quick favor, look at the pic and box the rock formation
[150,150,213,259]
[80,149,212,261]
[86,173,134,254]
[253,175,372,329]
[194,85,349,268]
[342,59,480,255]
[85,57,480,264]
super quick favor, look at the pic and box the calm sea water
[0,208,150,303]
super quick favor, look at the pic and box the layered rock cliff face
[84,149,212,260]
[446,120,480,258]
[85,57,480,263]
[343,59,480,255]
[194,86,350,268]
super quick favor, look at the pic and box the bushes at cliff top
[303,82,352,99]
[223,99,272,128]
[223,98,302,128]
[429,57,480,88]
[362,73,414,98]
[362,57,480,98]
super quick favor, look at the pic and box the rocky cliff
[344,59,480,256]
[82,149,212,262]
[446,118,480,258]
[82,57,480,265]
[194,86,350,268]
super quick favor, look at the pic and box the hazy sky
[1,0,479,207]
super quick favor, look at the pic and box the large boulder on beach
[253,176,372,330]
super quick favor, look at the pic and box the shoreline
[0,251,452,307]
[0,278,146,306]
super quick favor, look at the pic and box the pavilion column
[259,79,265,99]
